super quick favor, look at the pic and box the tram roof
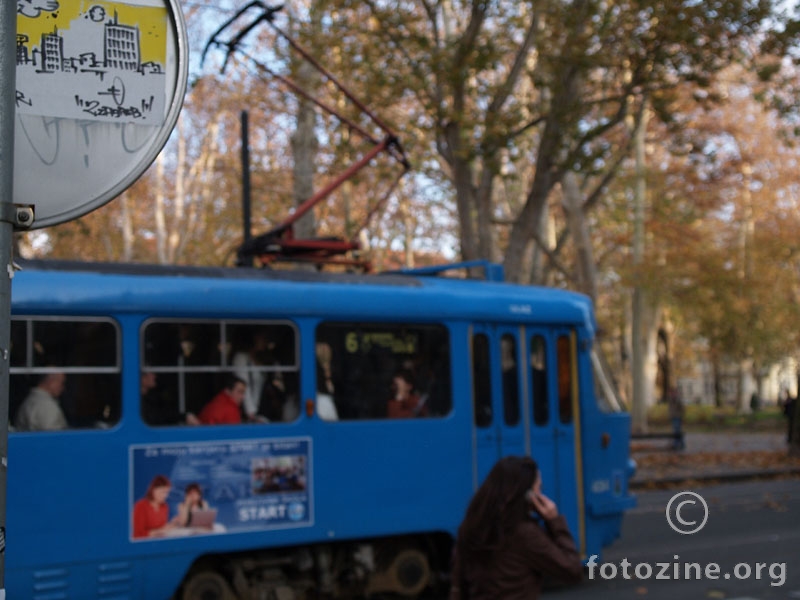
[11,259,596,331]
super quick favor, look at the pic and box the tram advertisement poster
[129,438,312,541]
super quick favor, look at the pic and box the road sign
[13,0,188,228]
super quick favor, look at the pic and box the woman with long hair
[132,474,175,539]
[171,482,210,527]
[450,456,582,599]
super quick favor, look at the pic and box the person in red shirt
[132,474,174,539]
[387,369,428,418]
[199,375,247,425]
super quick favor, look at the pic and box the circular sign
[13,0,188,228]
[665,491,709,535]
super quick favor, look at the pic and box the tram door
[528,328,581,546]
[469,325,582,543]
[471,325,527,487]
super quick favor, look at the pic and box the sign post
[1,0,188,592]
[0,0,20,592]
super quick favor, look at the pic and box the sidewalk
[629,431,800,489]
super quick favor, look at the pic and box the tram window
[472,333,492,427]
[9,317,121,431]
[227,323,299,422]
[530,335,548,426]
[315,323,451,420]
[556,335,574,424]
[10,320,26,368]
[141,320,299,426]
[501,334,520,426]
[144,322,221,368]
[226,324,297,368]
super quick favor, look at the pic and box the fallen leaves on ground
[631,450,800,490]
[633,449,800,473]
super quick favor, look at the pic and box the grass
[646,404,787,432]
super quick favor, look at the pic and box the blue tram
[7,259,635,599]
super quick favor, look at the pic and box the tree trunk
[790,392,800,457]
[504,117,561,283]
[712,356,722,407]
[560,172,597,302]
[292,60,318,241]
[791,368,800,457]
[121,191,133,261]
[738,359,753,413]
[401,195,414,268]
[444,122,480,263]
[155,153,167,265]
[168,115,185,263]
[631,103,649,433]
[632,290,661,433]
[618,303,632,409]
[178,118,221,263]
[561,171,627,414]
[643,302,661,410]
[476,161,496,262]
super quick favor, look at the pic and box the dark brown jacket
[449,515,582,600]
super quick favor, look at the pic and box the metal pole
[0,0,17,593]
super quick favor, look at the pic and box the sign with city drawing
[13,0,188,228]
[17,0,169,125]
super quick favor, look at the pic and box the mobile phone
[525,490,536,504]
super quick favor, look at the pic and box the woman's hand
[172,503,189,527]
[530,491,558,520]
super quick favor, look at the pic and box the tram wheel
[181,570,237,600]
